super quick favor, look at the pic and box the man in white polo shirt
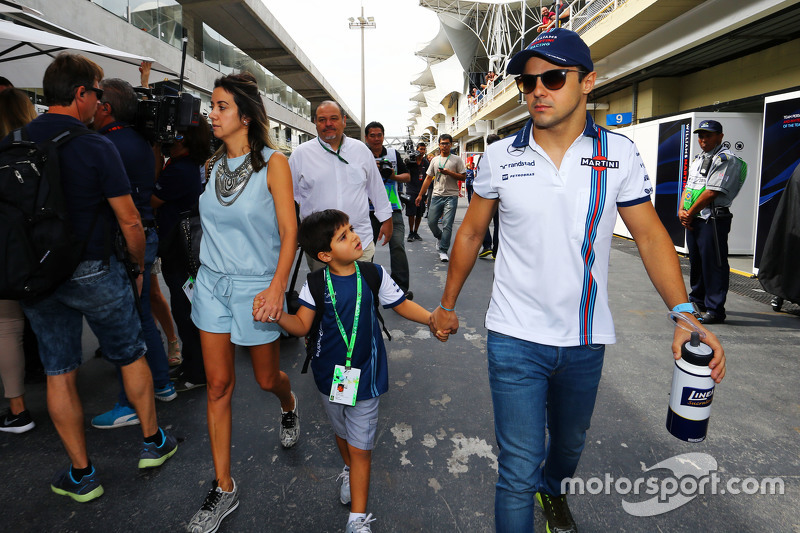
[428,29,726,533]
[289,100,392,266]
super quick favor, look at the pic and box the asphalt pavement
[2,198,798,532]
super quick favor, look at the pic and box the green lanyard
[318,137,349,165]
[325,263,361,369]
[437,154,450,180]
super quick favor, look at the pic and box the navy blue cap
[693,120,723,134]
[506,28,593,75]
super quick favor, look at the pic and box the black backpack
[301,261,391,373]
[0,127,97,300]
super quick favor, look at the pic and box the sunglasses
[74,85,104,100]
[515,69,586,94]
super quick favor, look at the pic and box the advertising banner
[654,118,692,247]
[754,93,800,268]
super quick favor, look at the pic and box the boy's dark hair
[298,209,350,259]
[43,53,104,107]
[486,134,501,145]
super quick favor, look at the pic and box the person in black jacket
[151,116,211,391]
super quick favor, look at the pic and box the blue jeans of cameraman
[487,331,605,532]
[115,228,171,405]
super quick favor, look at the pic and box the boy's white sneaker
[338,465,351,505]
[345,513,375,533]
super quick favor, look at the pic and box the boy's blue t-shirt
[298,264,405,401]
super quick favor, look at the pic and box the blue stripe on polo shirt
[579,128,609,345]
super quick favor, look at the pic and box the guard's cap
[506,28,593,75]
[693,120,723,134]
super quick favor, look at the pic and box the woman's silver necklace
[215,151,254,206]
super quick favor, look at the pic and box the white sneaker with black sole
[439,252,449,262]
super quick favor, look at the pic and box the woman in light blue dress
[187,72,298,532]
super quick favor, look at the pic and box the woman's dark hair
[43,53,104,107]
[182,114,211,166]
[0,88,37,138]
[212,72,275,171]
[298,209,350,260]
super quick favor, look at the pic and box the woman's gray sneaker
[280,392,300,448]
[187,479,239,533]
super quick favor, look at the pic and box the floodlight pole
[349,6,375,141]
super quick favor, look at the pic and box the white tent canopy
[0,20,176,89]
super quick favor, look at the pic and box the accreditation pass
[330,365,360,406]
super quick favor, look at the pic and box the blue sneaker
[51,466,104,503]
[138,427,178,469]
[155,382,177,402]
[91,403,139,429]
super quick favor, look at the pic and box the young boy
[256,209,444,532]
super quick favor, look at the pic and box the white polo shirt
[473,115,652,346]
[289,136,392,245]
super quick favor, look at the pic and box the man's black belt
[143,219,156,228]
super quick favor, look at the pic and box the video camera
[134,90,201,144]
[377,158,394,180]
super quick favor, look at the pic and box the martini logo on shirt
[581,156,619,171]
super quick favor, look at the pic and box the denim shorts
[191,265,283,346]
[319,392,380,451]
[21,257,145,376]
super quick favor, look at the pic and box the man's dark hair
[486,134,501,145]
[365,121,384,136]
[99,78,138,123]
[439,133,453,144]
[312,100,345,121]
[416,142,427,149]
[299,209,350,260]
[43,53,104,107]
[0,76,13,89]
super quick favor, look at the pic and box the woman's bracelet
[439,303,455,312]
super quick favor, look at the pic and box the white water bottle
[666,331,715,442]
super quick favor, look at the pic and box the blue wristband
[672,302,698,314]
[439,303,455,312]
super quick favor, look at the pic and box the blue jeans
[116,229,171,405]
[427,195,458,253]
[22,256,145,375]
[487,331,605,532]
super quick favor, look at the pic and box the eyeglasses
[74,85,104,100]
[515,69,586,94]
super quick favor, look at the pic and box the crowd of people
[1,27,740,533]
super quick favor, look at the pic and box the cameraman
[91,78,177,429]
[365,121,413,298]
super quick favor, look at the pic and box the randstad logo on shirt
[499,161,535,170]
[580,157,620,170]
